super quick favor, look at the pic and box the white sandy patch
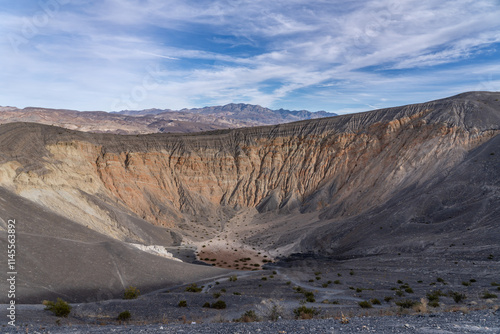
[129,243,183,262]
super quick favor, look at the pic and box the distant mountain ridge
[116,103,334,124]
[0,103,335,134]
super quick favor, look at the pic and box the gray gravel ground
[3,309,499,333]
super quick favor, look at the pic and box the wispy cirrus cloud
[0,0,499,112]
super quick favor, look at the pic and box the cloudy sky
[1,0,500,114]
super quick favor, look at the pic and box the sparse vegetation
[185,283,202,292]
[396,299,419,309]
[358,301,372,308]
[304,291,316,303]
[384,296,393,303]
[202,302,211,308]
[481,291,498,299]
[429,300,439,308]
[117,310,131,321]
[43,298,72,317]
[427,290,442,302]
[370,298,381,305]
[450,291,466,303]
[123,286,140,300]
[293,306,319,319]
[261,300,284,321]
[212,300,227,309]
[178,300,187,307]
[234,310,259,322]
[229,275,238,282]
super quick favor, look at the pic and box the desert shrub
[314,271,322,276]
[259,299,284,321]
[308,279,314,282]
[273,271,277,275]
[233,292,241,295]
[213,292,221,298]
[43,298,72,317]
[315,276,321,280]
[322,283,329,288]
[294,286,305,293]
[117,310,131,321]
[349,270,355,276]
[461,281,471,287]
[397,280,403,284]
[229,275,238,282]
[395,290,404,297]
[436,277,445,283]
[202,302,211,308]
[212,300,227,309]
[178,300,187,307]
[445,291,466,303]
[370,298,381,305]
[396,299,419,308]
[384,296,393,303]
[185,283,202,292]
[481,291,498,299]
[405,287,414,294]
[334,280,341,285]
[286,281,291,285]
[469,279,476,283]
[261,277,267,281]
[356,288,363,293]
[234,310,259,322]
[491,282,500,286]
[358,301,372,308]
[302,291,315,303]
[428,300,439,308]
[123,286,140,300]
[293,306,319,319]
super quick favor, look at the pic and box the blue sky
[1,0,500,114]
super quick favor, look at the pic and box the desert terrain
[0,92,499,332]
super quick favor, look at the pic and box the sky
[1,0,500,114]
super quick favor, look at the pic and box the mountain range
[0,103,334,134]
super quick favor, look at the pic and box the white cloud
[0,0,499,111]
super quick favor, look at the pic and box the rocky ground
[3,309,500,333]
[3,255,499,333]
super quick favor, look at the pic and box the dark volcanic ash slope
[0,188,227,304]
[0,91,499,302]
